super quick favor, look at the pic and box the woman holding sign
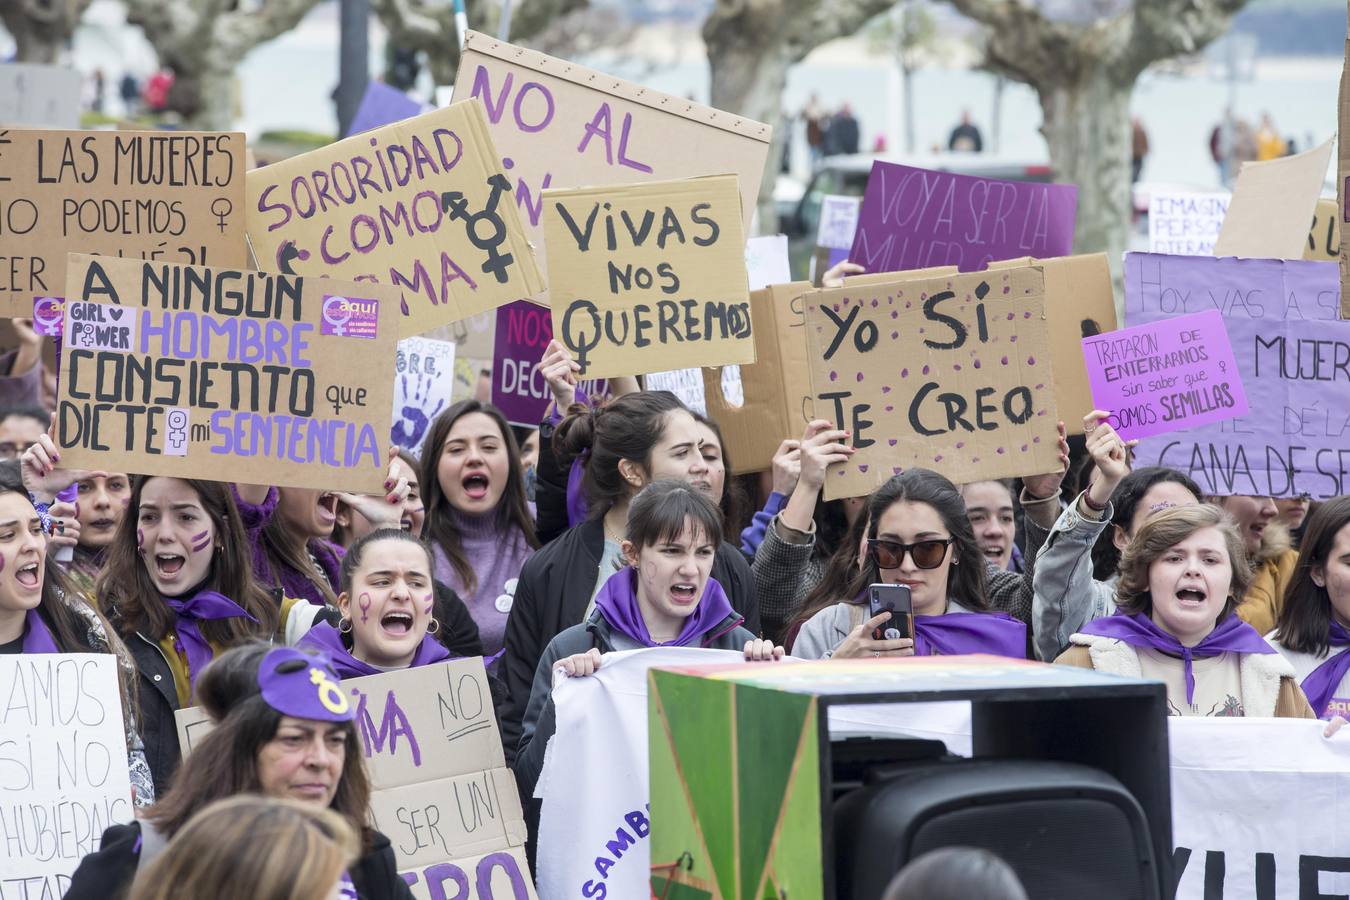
[66,643,414,900]
[790,469,1028,660]
[1055,504,1314,718]
[514,480,782,802]
[2,457,155,807]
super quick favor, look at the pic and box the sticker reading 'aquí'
[55,254,398,492]
[802,264,1060,500]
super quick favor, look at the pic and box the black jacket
[498,517,758,764]
[125,630,183,799]
[65,820,413,900]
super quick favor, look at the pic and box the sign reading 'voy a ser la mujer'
[55,254,397,492]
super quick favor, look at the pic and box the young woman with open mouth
[50,469,132,604]
[9,453,154,807]
[418,400,538,664]
[298,528,453,676]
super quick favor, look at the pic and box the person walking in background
[803,93,826,170]
[119,71,139,117]
[826,103,860,156]
[1131,117,1149,183]
[947,110,983,153]
[1256,112,1284,161]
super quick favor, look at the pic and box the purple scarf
[914,611,1027,658]
[593,567,740,648]
[164,591,258,690]
[1298,621,1350,719]
[21,609,61,653]
[1082,612,1275,704]
[298,620,452,678]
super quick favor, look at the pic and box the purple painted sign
[1125,253,1347,498]
[345,81,425,137]
[492,299,605,427]
[1083,309,1247,441]
[848,162,1078,273]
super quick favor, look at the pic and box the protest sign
[0,127,247,316]
[987,254,1117,435]
[0,654,135,897]
[1341,33,1350,317]
[1124,253,1350,498]
[1214,138,1333,260]
[1148,191,1229,255]
[55,254,398,492]
[392,336,455,454]
[744,234,791,289]
[490,299,607,427]
[847,162,1077,274]
[816,195,861,250]
[1306,197,1340,262]
[543,175,754,379]
[347,81,427,137]
[644,368,708,416]
[0,63,81,128]
[245,101,543,337]
[453,30,771,293]
[1083,309,1247,441]
[803,265,1060,499]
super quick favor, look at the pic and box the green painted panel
[768,703,824,896]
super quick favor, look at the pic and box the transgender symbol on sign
[441,174,516,285]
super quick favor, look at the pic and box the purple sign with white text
[493,299,605,427]
[321,295,379,339]
[1083,309,1247,441]
[1125,253,1349,498]
[848,162,1078,273]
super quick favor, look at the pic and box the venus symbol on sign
[211,198,233,234]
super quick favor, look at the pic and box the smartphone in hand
[868,583,913,641]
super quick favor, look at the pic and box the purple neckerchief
[22,609,61,653]
[1081,612,1275,705]
[1298,620,1350,719]
[593,567,739,648]
[164,591,258,690]
[914,610,1026,658]
[298,620,452,678]
[1009,543,1025,574]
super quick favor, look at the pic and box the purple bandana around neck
[298,620,452,678]
[1298,620,1350,719]
[164,590,258,691]
[914,611,1026,658]
[593,567,740,648]
[1081,612,1275,704]
[21,609,60,653]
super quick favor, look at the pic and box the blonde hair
[128,796,359,900]
[1114,504,1251,622]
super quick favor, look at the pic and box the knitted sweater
[230,484,343,607]
[431,507,535,658]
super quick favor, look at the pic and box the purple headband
[258,647,355,723]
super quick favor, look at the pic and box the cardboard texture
[0,127,248,316]
[404,847,537,900]
[453,30,771,299]
[369,767,527,868]
[543,174,755,379]
[1214,138,1333,260]
[1306,197,1341,262]
[987,254,1117,434]
[1342,31,1350,316]
[245,101,543,337]
[803,266,1060,500]
[54,254,397,491]
[174,705,214,755]
[0,63,81,128]
[847,161,1077,274]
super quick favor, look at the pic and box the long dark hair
[555,390,686,518]
[793,504,870,630]
[1091,467,1203,580]
[146,642,371,847]
[419,400,538,595]
[260,491,338,606]
[690,411,748,534]
[99,477,278,643]
[1276,496,1350,655]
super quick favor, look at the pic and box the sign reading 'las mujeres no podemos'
[542,175,754,379]
[56,254,397,491]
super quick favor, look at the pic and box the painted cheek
[358,592,372,624]
[423,594,434,616]
[189,530,211,553]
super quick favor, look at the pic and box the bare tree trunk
[1,0,93,64]
[901,60,916,153]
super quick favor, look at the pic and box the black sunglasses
[867,537,954,570]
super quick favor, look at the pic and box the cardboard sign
[453,31,771,292]
[542,175,754,379]
[0,63,81,128]
[816,195,861,250]
[55,254,398,491]
[404,847,536,900]
[1306,197,1340,262]
[1214,138,1333,261]
[392,336,455,454]
[1124,253,1350,498]
[847,162,1077,274]
[490,299,606,427]
[0,127,247,315]
[1341,34,1350,319]
[644,368,708,415]
[744,234,791,289]
[1148,191,1229,256]
[987,254,1118,435]
[1,655,135,895]
[245,101,543,337]
[369,767,526,868]
[347,81,428,137]
[1083,309,1247,441]
[803,266,1060,499]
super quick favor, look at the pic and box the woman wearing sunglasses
[791,470,1027,659]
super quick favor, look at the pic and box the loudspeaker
[834,756,1160,900]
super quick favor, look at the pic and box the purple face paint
[358,592,372,623]
[189,530,211,553]
[423,594,434,616]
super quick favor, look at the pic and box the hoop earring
[338,617,353,634]
[427,617,440,635]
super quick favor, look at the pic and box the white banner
[0,654,135,897]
